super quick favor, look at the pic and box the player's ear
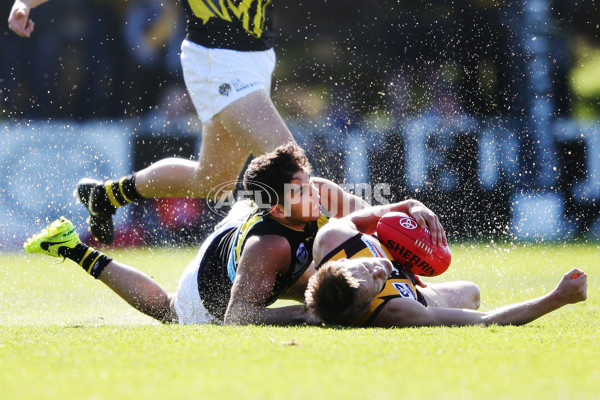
[270,203,284,217]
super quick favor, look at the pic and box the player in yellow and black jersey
[9,0,298,247]
[182,0,274,50]
[22,144,379,326]
[307,205,588,328]
[316,231,428,326]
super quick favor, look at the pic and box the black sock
[59,244,113,279]
[94,174,144,211]
[120,174,144,202]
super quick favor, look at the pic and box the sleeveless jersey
[197,207,329,320]
[181,0,274,51]
[318,233,428,326]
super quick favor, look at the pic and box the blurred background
[1,0,599,249]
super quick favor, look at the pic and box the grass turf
[1,242,599,399]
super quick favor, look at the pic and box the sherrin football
[376,212,451,276]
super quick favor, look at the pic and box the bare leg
[98,261,177,323]
[133,90,293,198]
[134,119,251,197]
[425,281,481,309]
[215,89,295,154]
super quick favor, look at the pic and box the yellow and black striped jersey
[182,0,273,51]
[318,232,427,326]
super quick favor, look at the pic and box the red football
[376,212,451,277]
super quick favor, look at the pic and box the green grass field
[1,242,599,400]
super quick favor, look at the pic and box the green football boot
[24,217,80,258]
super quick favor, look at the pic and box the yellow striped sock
[104,180,122,208]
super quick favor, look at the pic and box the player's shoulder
[318,217,357,238]
[242,234,291,262]
[237,234,292,274]
[244,233,291,251]
[314,219,358,262]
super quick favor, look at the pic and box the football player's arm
[224,235,318,326]
[312,177,369,218]
[344,199,446,246]
[372,269,587,327]
[8,0,48,37]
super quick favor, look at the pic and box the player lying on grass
[305,209,588,327]
[23,143,445,326]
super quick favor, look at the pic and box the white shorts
[173,221,241,324]
[181,39,276,123]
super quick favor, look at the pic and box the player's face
[346,257,393,303]
[282,170,321,223]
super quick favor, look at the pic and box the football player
[306,208,587,327]
[23,143,445,326]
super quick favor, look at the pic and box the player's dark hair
[305,259,370,325]
[243,142,312,210]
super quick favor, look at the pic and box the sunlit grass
[1,243,599,400]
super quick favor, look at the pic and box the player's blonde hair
[305,259,370,325]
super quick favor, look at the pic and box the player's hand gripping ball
[376,212,451,276]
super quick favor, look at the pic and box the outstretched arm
[374,269,587,327]
[8,0,48,37]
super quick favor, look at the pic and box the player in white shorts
[173,219,242,324]
[8,0,297,244]
[22,143,387,326]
